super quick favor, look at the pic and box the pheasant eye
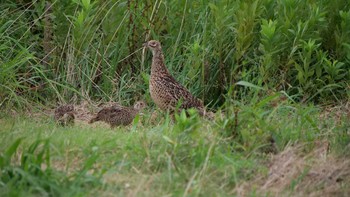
[149,42,157,47]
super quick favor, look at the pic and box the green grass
[1,99,349,196]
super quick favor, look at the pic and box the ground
[0,101,349,196]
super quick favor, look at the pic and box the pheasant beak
[142,42,148,47]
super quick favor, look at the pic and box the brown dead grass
[319,101,350,124]
[24,101,112,124]
[236,141,350,197]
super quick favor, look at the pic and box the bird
[88,101,146,128]
[143,40,206,116]
[54,104,75,126]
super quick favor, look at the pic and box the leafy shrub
[0,0,349,107]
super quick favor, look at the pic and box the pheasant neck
[151,50,169,75]
[131,110,138,116]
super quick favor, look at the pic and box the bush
[0,0,349,107]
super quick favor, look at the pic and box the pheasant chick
[54,104,75,126]
[89,101,146,128]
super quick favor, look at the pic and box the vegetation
[0,0,349,196]
[1,0,349,107]
[1,101,349,196]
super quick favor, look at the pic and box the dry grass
[320,101,350,124]
[102,172,162,197]
[236,141,350,196]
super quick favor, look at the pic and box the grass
[0,99,349,196]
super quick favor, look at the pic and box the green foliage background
[0,0,349,107]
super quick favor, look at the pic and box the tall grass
[0,0,349,108]
[0,137,103,196]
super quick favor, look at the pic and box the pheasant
[54,104,75,126]
[144,40,206,116]
[88,101,146,128]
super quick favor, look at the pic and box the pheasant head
[143,40,162,55]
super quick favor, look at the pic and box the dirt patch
[319,101,350,125]
[72,101,95,122]
[236,141,350,196]
[30,101,120,124]
[102,170,158,197]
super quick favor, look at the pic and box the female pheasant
[144,40,204,115]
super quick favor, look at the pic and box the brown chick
[88,101,146,128]
[54,104,75,126]
[144,40,205,115]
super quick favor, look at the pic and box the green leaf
[0,138,22,168]
[141,72,150,85]
[236,81,264,90]
[255,93,281,108]
[76,11,85,27]
[5,138,22,159]
[81,0,91,11]
[163,135,176,145]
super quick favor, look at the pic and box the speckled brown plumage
[54,104,75,126]
[144,40,204,114]
[88,101,146,128]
